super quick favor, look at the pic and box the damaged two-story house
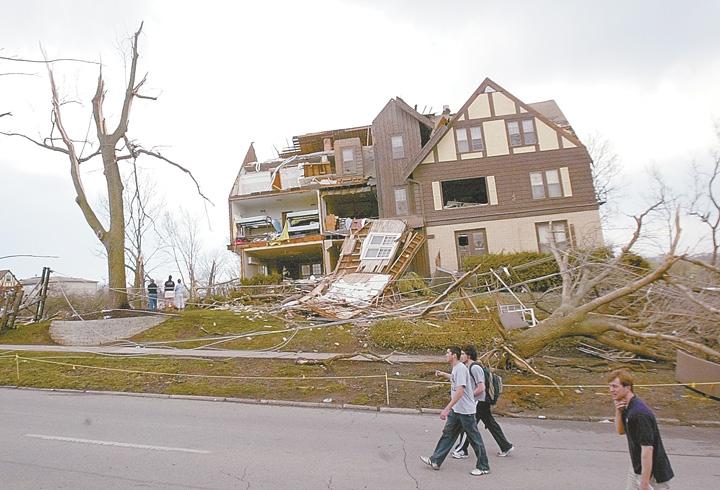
[228,78,604,280]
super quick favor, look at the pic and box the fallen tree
[506,205,720,363]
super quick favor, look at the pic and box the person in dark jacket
[608,369,674,489]
[147,279,158,310]
[163,275,175,309]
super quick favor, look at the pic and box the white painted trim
[432,181,443,210]
[487,176,498,205]
[560,167,573,197]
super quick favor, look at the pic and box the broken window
[441,177,488,208]
[360,233,400,260]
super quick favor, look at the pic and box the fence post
[385,371,390,406]
[15,354,20,384]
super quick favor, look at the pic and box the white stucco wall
[426,209,604,272]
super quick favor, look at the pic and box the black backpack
[471,361,503,405]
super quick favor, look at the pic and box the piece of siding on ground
[675,349,720,398]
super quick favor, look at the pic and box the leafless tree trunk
[1,24,210,309]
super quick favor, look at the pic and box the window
[300,263,322,278]
[530,169,564,199]
[456,129,469,153]
[507,118,536,147]
[360,233,401,259]
[455,126,484,153]
[394,187,409,216]
[546,169,562,197]
[455,228,488,266]
[441,177,488,208]
[470,126,484,151]
[341,147,355,174]
[536,221,570,253]
[530,172,545,199]
[391,135,404,159]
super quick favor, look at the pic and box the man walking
[452,345,514,459]
[420,346,490,477]
[608,369,674,489]
[147,279,158,310]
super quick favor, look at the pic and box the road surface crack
[395,431,421,490]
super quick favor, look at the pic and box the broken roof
[279,124,373,158]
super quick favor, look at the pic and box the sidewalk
[0,344,444,363]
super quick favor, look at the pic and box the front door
[455,228,488,268]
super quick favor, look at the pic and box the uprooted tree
[500,204,720,365]
[1,23,209,309]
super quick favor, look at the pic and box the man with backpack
[452,345,514,459]
[420,346,490,476]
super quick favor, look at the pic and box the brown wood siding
[372,100,423,218]
[412,147,599,226]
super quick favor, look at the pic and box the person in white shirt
[420,346,490,476]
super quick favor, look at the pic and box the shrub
[240,273,283,286]
[369,318,497,351]
[396,272,431,297]
[462,252,560,292]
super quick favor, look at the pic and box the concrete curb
[2,385,719,427]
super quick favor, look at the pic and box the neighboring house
[21,276,99,296]
[228,78,603,279]
[0,270,20,292]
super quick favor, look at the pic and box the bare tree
[0,24,209,308]
[688,149,720,265]
[161,209,203,299]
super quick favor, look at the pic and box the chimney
[442,105,450,114]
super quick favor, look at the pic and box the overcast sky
[2,0,719,282]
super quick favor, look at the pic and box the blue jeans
[148,294,157,310]
[430,410,490,471]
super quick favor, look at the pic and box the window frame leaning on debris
[360,232,402,260]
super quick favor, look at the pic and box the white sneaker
[470,468,490,476]
[497,445,514,457]
[420,456,439,470]
[451,450,469,459]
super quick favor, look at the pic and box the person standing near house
[147,279,158,310]
[608,369,674,489]
[452,345,514,459]
[163,275,175,310]
[420,346,490,476]
[174,279,187,309]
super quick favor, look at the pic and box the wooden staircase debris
[334,222,371,274]
[387,232,426,280]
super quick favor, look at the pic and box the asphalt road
[1,388,717,489]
